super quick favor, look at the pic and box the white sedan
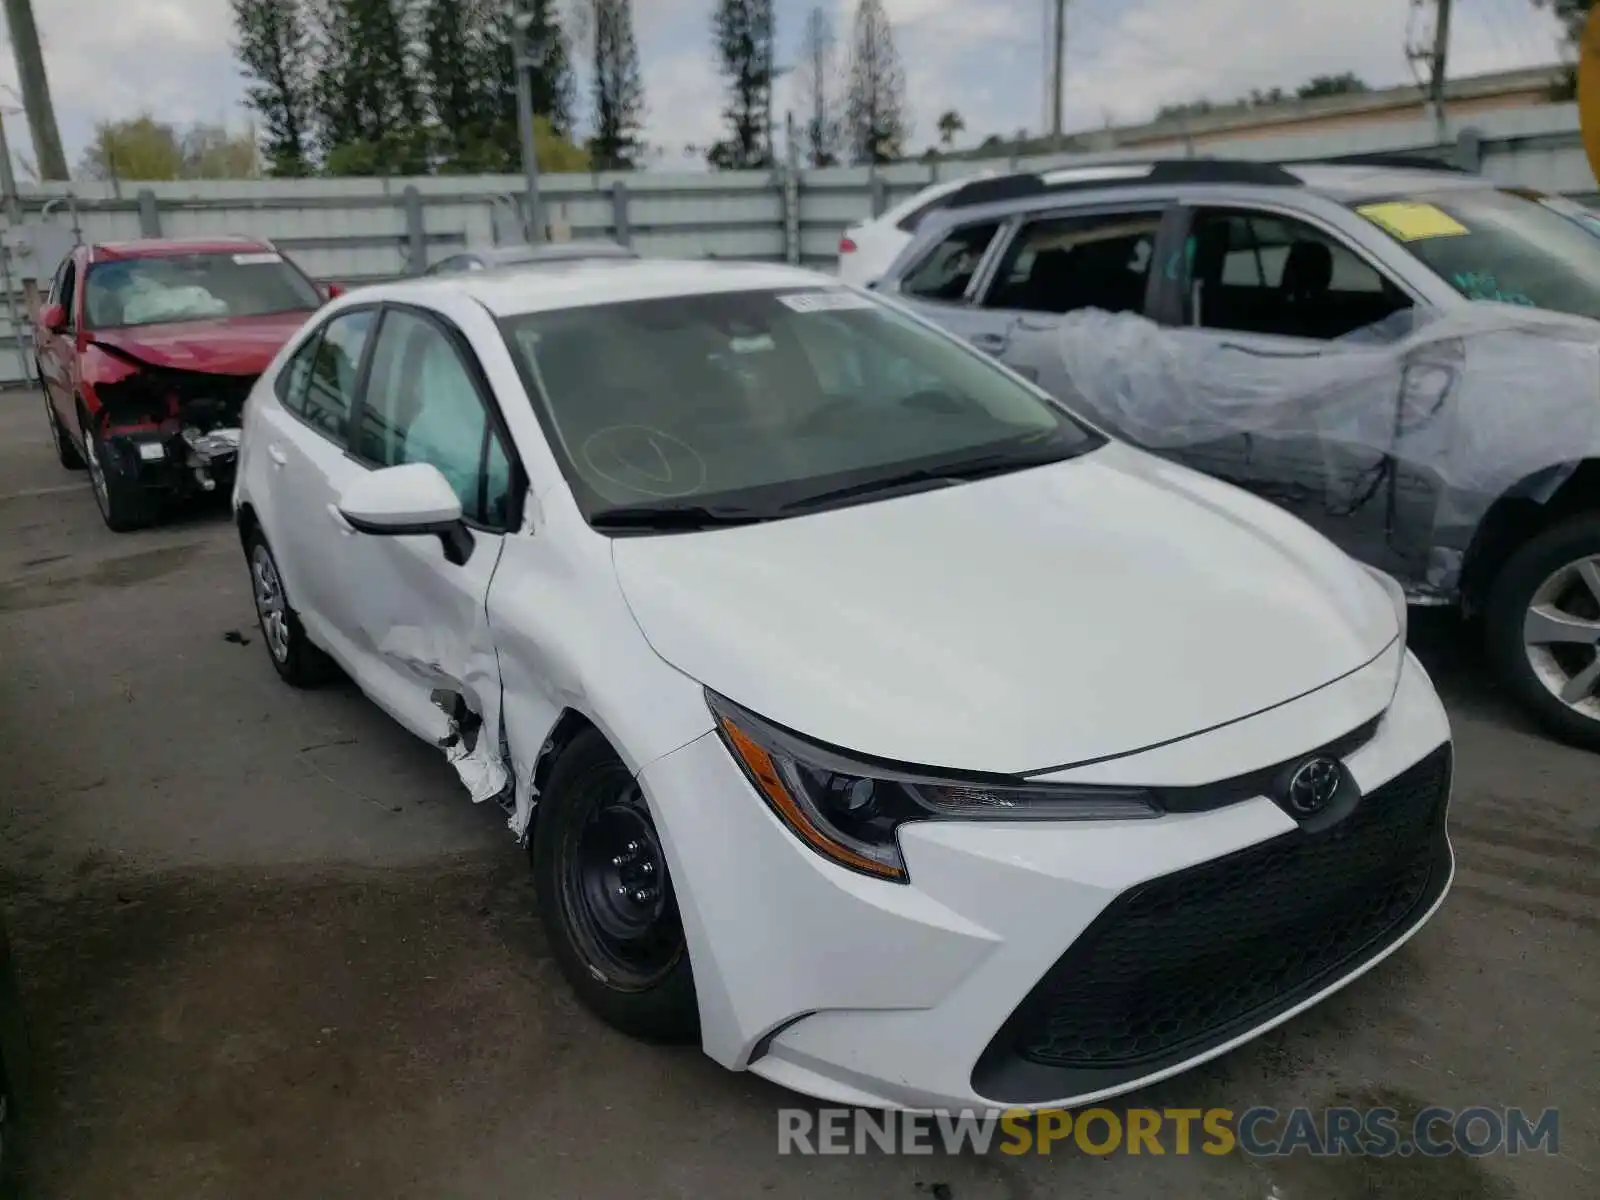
[233,259,1453,1113]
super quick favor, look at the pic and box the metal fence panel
[1,102,1596,388]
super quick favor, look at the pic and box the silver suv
[878,157,1600,751]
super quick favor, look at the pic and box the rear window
[84,251,322,330]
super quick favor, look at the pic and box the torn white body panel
[487,499,722,840]
[1007,304,1600,600]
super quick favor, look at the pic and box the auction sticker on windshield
[233,252,284,265]
[777,290,877,314]
[1355,202,1470,242]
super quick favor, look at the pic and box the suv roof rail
[1289,151,1472,173]
[943,158,1303,210]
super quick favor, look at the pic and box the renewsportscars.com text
[777,1106,1560,1158]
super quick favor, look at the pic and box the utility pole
[510,3,544,243]
[1049,0,1068,150]
[1428,0,1452,144]
[2,0,67,180]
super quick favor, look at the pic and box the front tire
[1485,513,1600,752]
[80,405,155,533]
[532,730,699,1043]
[245,529,336,688]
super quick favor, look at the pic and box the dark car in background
[34,236,338,532]
[423,239,638,275]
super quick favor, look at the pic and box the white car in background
[836,174,990,287]
[233,259,1452,1112]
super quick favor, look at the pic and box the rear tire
[245,528,336,688]
[532,729,700,1044]
[80,405,156,533]
[1484,513,1600,753]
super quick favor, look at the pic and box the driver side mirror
[39,303,67,334]
[336,463,475,565]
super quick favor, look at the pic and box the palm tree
[937,109,965,148]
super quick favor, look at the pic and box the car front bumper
[104,424,240,499]
[638,646,1453,1112]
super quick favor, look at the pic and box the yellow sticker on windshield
[1356,201,1470,241]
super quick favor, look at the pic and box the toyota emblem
[1285,757,1342,816]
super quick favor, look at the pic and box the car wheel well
[237,502,260,553]
[1460,459,1600,618]
[531,709,602,811]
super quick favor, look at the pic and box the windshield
[1349,188,1600,320]
[499,286,1102,529]
[84,251,322,330]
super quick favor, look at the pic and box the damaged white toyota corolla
[232,260,1454,1112]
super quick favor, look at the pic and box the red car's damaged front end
[81,310,312,495]
[38,239,336,530]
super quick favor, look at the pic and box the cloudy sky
[0,0,1570,176]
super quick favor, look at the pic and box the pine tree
[710,0,776,169]
[420,0,489,170]
[796,5,840,168]
[843,0,908,165]
[231,0,314,176]
[309,0,429,174]
[588,0,646,171]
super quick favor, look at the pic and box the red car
[35,236,342,531]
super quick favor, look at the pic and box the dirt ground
[0,392,1594,1200]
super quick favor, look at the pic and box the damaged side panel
[1006,306,1600,603]
[355,505,715,844]
[485,527,719,843]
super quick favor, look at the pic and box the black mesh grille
[978,745,1451,1091]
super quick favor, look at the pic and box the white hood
[612,442,1399,776]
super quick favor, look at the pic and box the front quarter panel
[487,491,717,836]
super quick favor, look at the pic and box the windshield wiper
[780,447,1071,514]
[589,502,772,531]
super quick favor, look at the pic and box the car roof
[1283,162,1496,201]
[897,158,1504,251]
[382,258,841,318]
[470,240,638,266]
[89,235,276,262]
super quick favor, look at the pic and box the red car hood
[88,310,314,375]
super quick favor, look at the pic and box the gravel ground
[0,391,1594,1199]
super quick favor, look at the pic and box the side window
[899,221,1001,302]
[357,309,509,527]
[290,308,374,442]
[1185,208,1412,340]
[275,331,322,412]
[58,260,78,327]
[982,211,1161,316]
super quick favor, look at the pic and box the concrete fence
[1,100,1596,389]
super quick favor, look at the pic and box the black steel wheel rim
[560,776,683,990]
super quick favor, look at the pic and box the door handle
[326,503,355,535]
[267,444,288,467]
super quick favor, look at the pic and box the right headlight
[707,691,1160,884]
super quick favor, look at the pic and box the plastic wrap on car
[1006,305,1600,599]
